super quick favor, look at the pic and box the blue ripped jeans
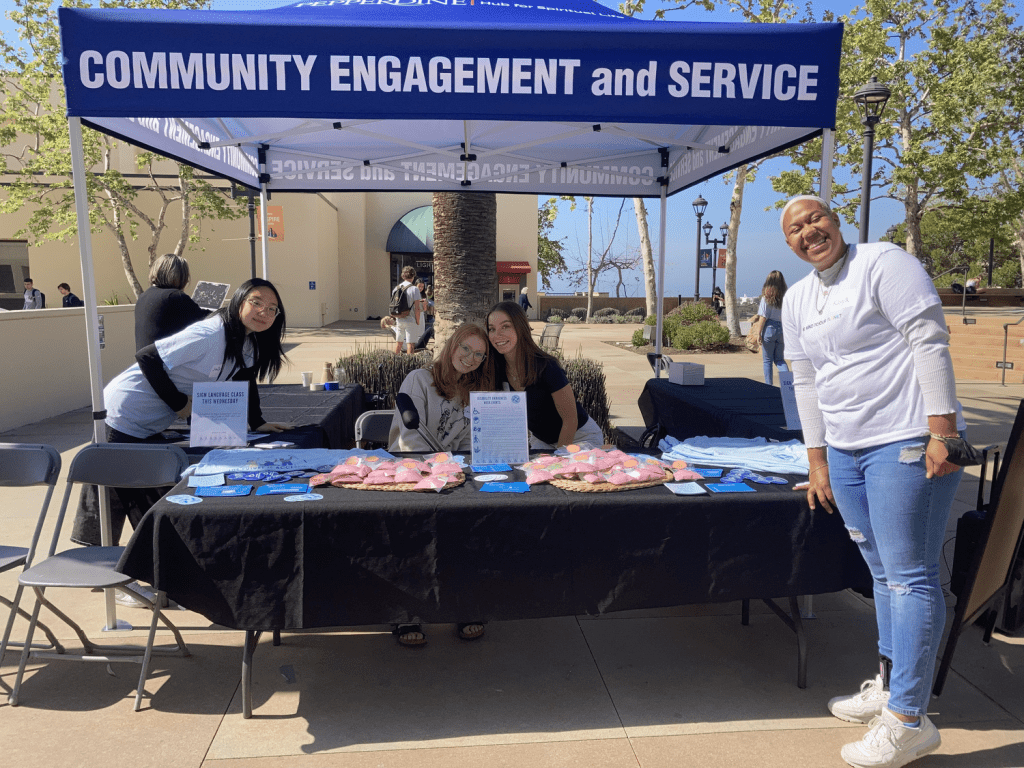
[828,436,962,718]
[761,320,789,386]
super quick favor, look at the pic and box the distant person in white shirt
[391,266,422,355]
[22,278,43,309]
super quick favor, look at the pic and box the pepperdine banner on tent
[58,0,843,196]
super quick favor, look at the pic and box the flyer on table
[190,381,249,447]
[470,391,529,466]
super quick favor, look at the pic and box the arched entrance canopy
[386,206,434,254]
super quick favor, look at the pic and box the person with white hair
[780,194,973,768]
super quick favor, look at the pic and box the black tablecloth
[639,377,799,443]
[253,383,364,449]
[120,462,870,631]
[166,383,363,458]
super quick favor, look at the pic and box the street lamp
[853,76,891,244]
[692,195,708,301]
[703,220,729,295]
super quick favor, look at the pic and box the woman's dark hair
[485,300,554,387]
[762,270,788,309]
[217,278,287,383]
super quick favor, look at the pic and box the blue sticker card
[479,482,530,493]
[689,467,724,478]
[705,482,755,493]
[471,463,513,473]
[196,484,253,497]
[255,483,311,496]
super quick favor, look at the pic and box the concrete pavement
[2,316,1023,768]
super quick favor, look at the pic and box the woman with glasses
[387,322,494,646]
[486,301,603,449]
[71,280,291,568]
[388,321,494,453]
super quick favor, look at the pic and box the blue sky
[0,0,904,297]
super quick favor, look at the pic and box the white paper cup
[300,371,312,387]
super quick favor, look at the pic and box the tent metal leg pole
[68,117,123,632]
[259,187,270,280]
[654,180,668,378]
[819,128,834,202]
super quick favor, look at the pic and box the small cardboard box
[668,361,705,386]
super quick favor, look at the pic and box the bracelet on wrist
[929,432,961,442]
[810,465,829,475]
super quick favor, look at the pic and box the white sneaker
[829,675,890,723]
[841,710,940,768]
[114,581,163,609]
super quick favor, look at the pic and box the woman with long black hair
[71,279,290,577]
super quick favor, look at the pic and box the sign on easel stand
[190,381,249,447]
[470,391,529,466]
[778,371,802,431]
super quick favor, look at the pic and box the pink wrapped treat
[673,469,704,481]
[394,468,423,484]
[366,469,395,481]
[330,474,362,485]
[363,473,395,485]
[524,469,555,485]
[562,462,594,474]
[399,460,431,473]
[582,473,603,484]
[414,475,449,491]
[430,462,462,475]
[308,473,333,487]
[604,471,634,486]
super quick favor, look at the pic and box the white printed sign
[190,381,249,447]
[469,391,529,466]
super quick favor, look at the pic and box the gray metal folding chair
[0,444,65,664]
[355,409,397,448]
[8,443,191,711]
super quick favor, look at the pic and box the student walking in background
[758,270,789,386]
[57,283,84,307]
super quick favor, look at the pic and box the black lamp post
[692,195,708,301]
[853,77,891,244]
[703,220,729,295]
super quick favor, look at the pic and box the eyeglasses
[457,343,486,363]
[246,297,281,317]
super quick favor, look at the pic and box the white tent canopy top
[59,0,843,198]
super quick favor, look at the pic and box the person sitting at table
[485,301,603,449]
[387,322,494,645]
[780,194,965,768]
[71,279,291,604]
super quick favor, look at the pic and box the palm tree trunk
[432,191,498,349]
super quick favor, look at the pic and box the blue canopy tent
[58,0,841,625]
[57,0,842,438]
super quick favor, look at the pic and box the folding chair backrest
[355,410,396,448]
[0,444,61,571]
[0,443,61,488]
[539,324,563,351]
[67,443,188,489]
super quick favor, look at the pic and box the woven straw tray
[332,471,466,492]
[548,468,673,493]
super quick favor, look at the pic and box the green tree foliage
[899,206,1021,288]
[0,0,244,298]
[771,0,1024,263]
[537,197,569,290]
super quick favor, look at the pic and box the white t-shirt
[394,281,421,326]
[782,242,964,451]
[105,315,253,438]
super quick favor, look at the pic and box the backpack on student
[38,291,45,308]
[389,282,411,318]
